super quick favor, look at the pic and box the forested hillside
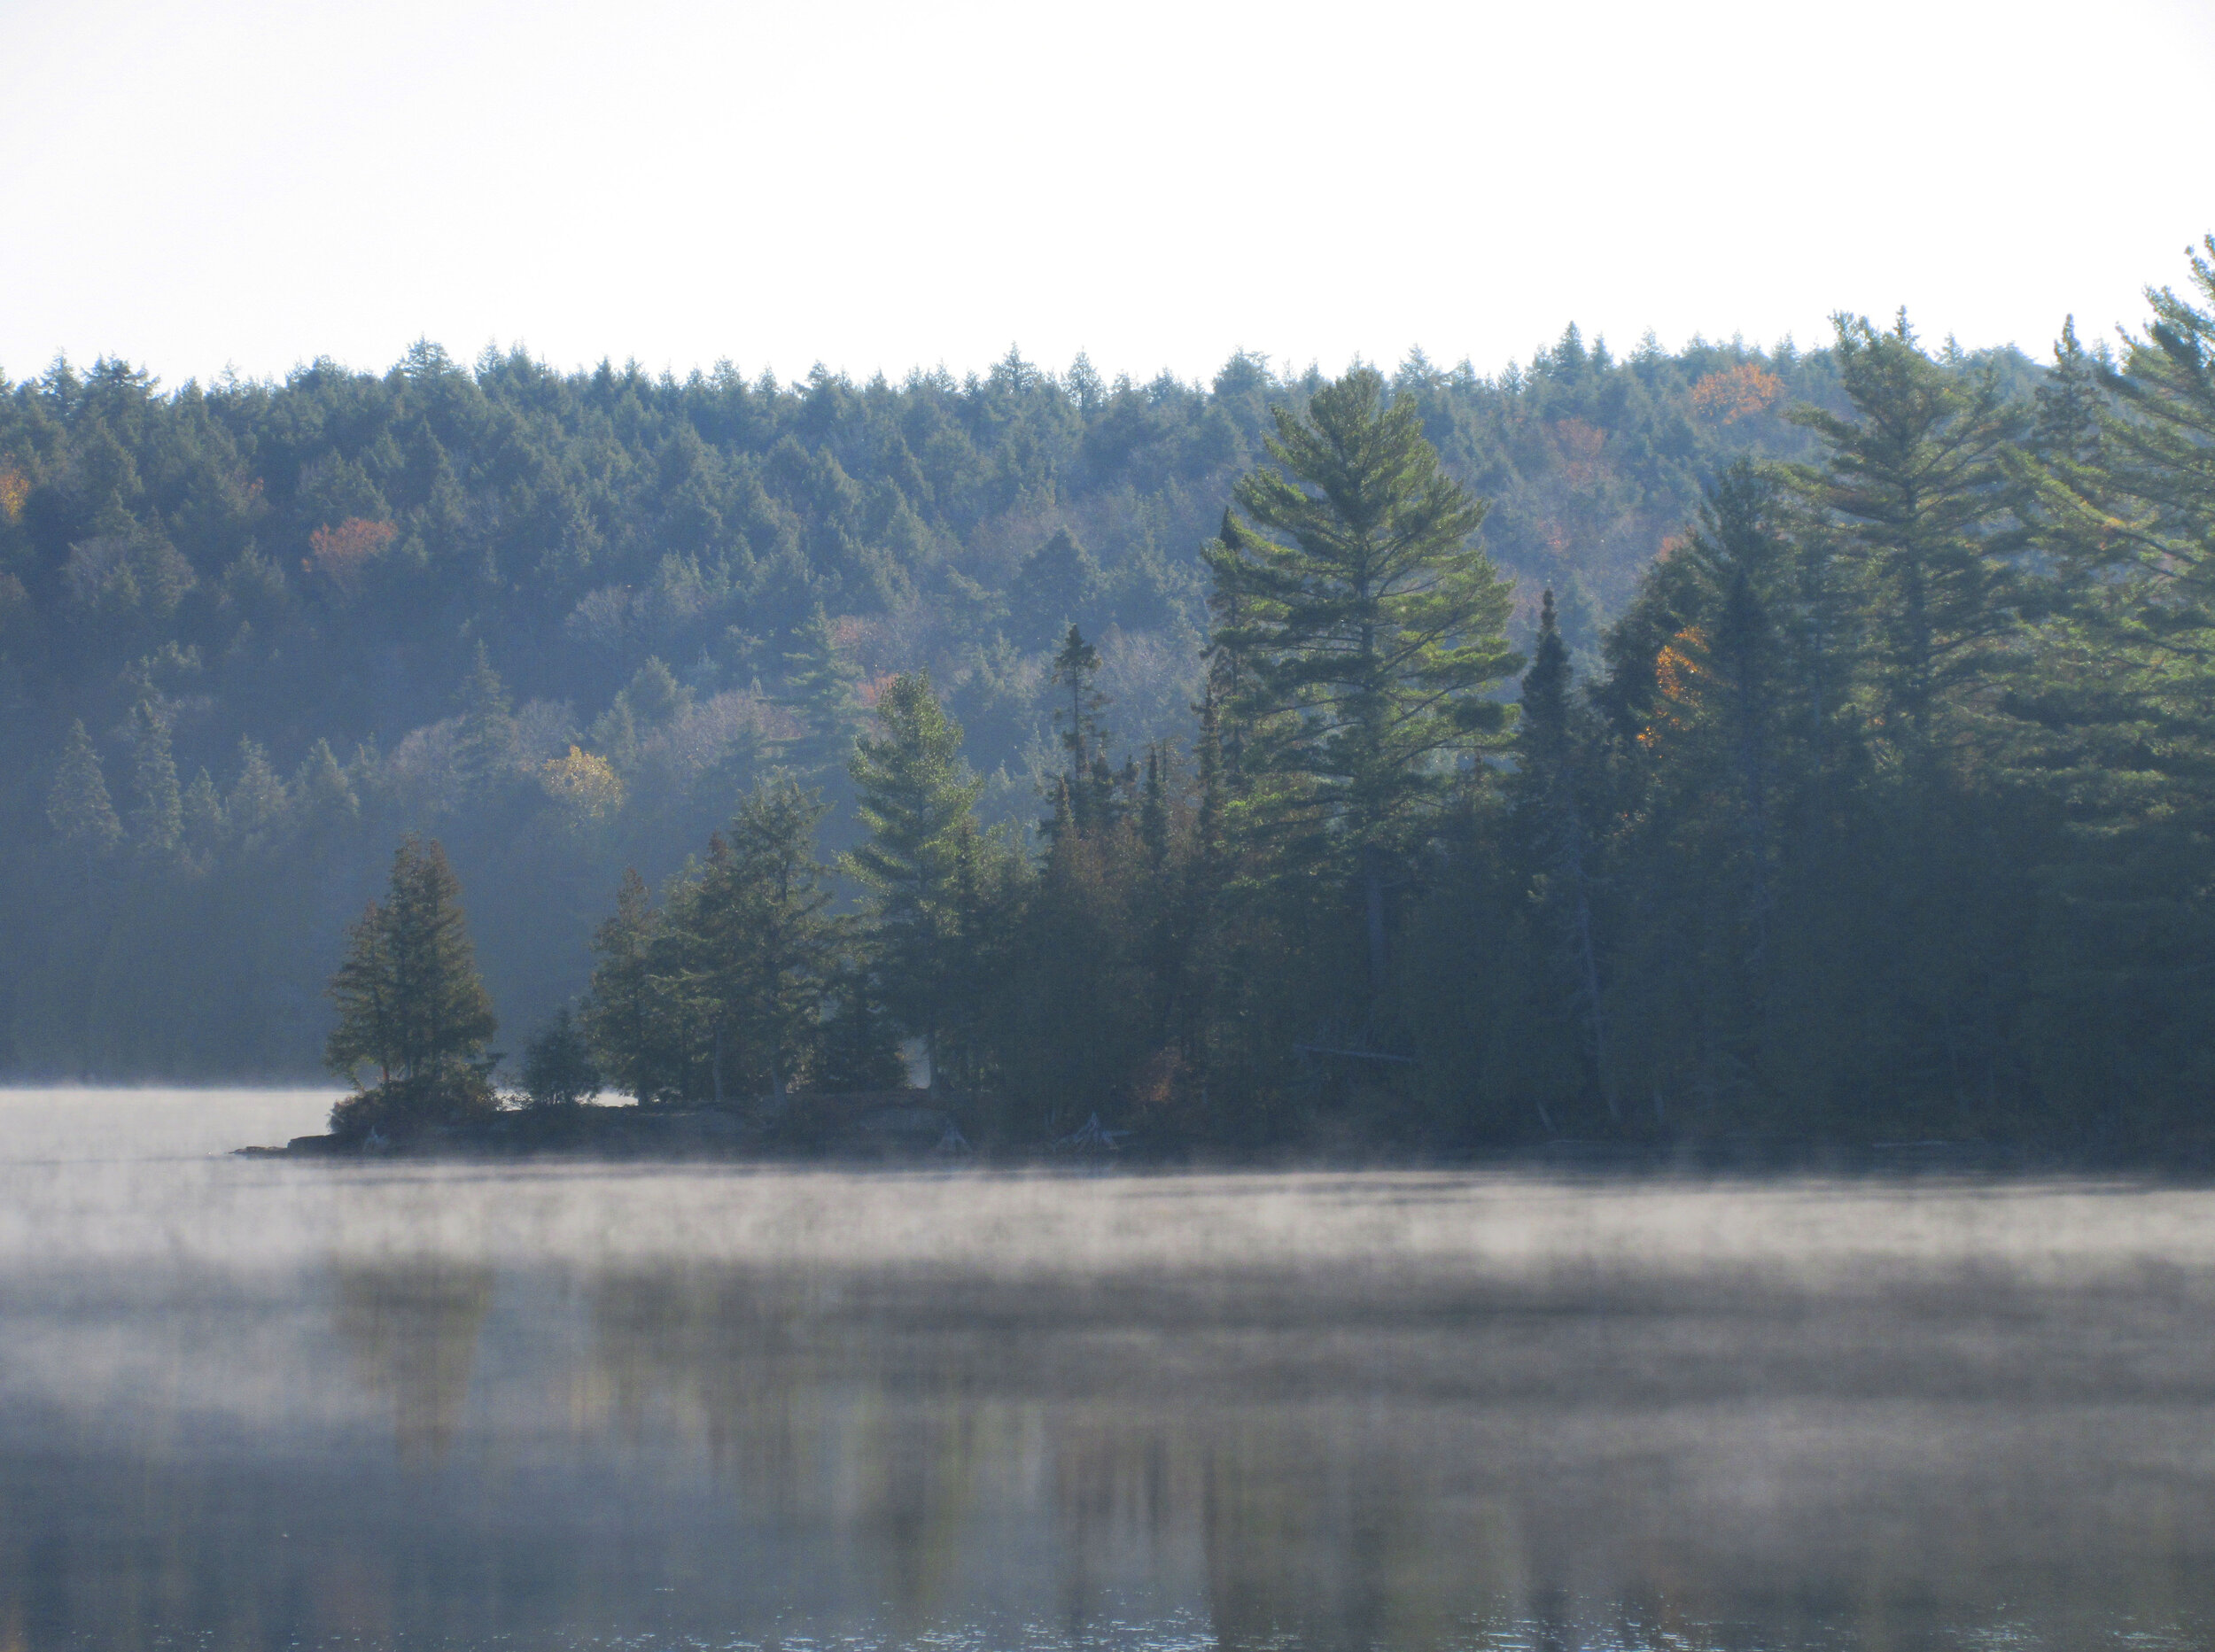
[279,233,2215,1159]
[0,326,1869,1079]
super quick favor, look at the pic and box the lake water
[0,1090,2211,1650]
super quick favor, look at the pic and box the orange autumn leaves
[306,517,397,593]
[1638,625,1710,750]
[1689,364,1783,426]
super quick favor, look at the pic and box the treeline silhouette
[15,238,2215,1151]
[0,317,1867,1079]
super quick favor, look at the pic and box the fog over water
[1,1090,2211,1648]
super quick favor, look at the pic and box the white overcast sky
[3,0,2211,390]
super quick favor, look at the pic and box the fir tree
[294,738,360,826]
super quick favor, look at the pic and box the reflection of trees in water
[566,1267,2215,1649]
[586,1266,998,1624]
[577,1268,1514,1638]
[4,1251,2215,1646]
[330,1258,496,1466]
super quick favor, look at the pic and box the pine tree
[1203,510,1255,776]
[128,701,182,857]
[47,719,121,885]
[1789,312,2026,754]
[844,671,983,1090]
[1204,366,1520,999]
[2018,237,2215,753]
[326,835,498,1132]
[2007,239,2215,1110]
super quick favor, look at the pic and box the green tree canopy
[1206,366,1520,991]
[1788,312,2026,752]
[778,605,864,779]
[520,1005,601,1108]
[47,719,120,878]
[326,834,498,1115]
[844,671,983,1085]
[673,779,840,1101]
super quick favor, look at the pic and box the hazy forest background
[8,242,2212,1148]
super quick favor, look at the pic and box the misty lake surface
[1,1092,2212,1650]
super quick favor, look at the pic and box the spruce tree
[1205,366,1520,998]
[326,835,498,1130]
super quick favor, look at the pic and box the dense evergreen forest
[11,241,2213,1151]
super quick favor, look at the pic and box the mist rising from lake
[0,1089,2210,1649]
